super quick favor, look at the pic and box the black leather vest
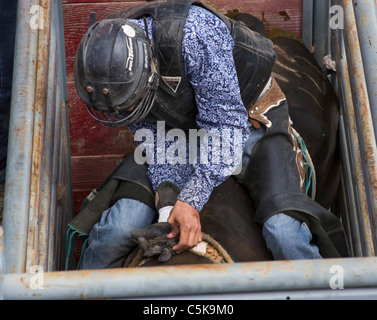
[119,0,276,130]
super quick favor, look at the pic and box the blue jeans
[81,198,156,269]
[263,213,322,260]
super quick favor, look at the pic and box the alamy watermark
[133,121,243,175]
[29,5,44,30]
[329,265,344,290]
[29,265,44,289]
[329,5,344,30]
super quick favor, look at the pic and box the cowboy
[73,0,348,269]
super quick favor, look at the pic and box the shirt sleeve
[175,6,250,211]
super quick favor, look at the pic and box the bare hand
[167,200,202,253]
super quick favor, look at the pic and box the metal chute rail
[1,0,72,275]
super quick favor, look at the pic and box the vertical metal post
[302,0,314,51]
[313,0,330,67]
[342,0,377,251]
[3,0,72,274]
[333,28,375,256]
[55,0,73,271]
[37,0,56,271]
[26,0,52,272]
[3,0,39,274]
[352,0,377,142]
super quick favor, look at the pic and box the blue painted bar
[2,257,377,299]
[2,0,40,274]
[313,0,330,67]
[302,0,314,50]
[2,0,72,274]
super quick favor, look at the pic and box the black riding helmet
[74,18,159,127]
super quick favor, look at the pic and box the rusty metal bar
[53,0,73,271]
[35,0,71,273]
[2,0,40,274]
[37,2,56,271]
[48,0,72,272]
[341,0,377,251]
[352,0,377,141]
[2,0,72,274]
[2,257,377,299]
[333,27,375,256]
[338,118,363,256]
[26,0,52,272]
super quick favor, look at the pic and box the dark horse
[123,16,341,267]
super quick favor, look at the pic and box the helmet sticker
[122,24,136,38]
[125,37,134,72]
[143,42,149,69]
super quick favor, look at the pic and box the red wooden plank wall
[63,0,303,214]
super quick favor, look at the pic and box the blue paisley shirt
[129,5,250,212]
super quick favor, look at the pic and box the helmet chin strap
[143,16,159,80]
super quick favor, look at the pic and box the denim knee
[95,198,155,237]
[81,198,156,269]
[262,213,321,260]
